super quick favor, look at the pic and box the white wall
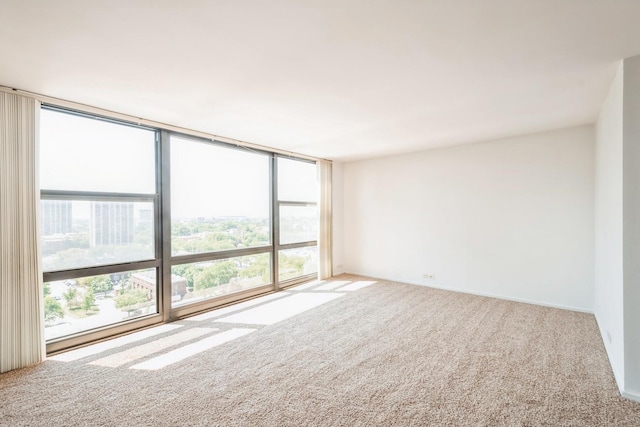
[332,161,345,275]
[622,56,640,398]
[594,56,640,402]
[595,62,625,389]
[343,125,595,311]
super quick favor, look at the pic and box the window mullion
[272,155,280,290]
[160,130,172,322]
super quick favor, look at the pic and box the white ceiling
[2,1,640,161]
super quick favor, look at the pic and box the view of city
[41,200,154,272]
[41,201,317,339]
[43,269,157,340]
[39,109,319,343]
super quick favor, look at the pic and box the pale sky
[40,109,156,194]
[170,135,270,218]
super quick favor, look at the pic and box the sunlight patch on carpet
[213,292,344,325]
[48,324,183,362]
[89,327,218,368]
[315,281,352,291]
[130,328,256,371]
[336,281,377,291]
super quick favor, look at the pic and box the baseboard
[332,267,346,276]
[621,390,640,403]
[344,271,594,314]
[594,315,626,396]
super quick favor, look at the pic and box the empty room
[2,1,640,425]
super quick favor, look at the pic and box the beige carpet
[1,274,639,426]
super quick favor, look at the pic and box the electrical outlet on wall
[422,274,436,280]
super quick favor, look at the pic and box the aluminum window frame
[273,155,318,288]
[40,106,321,353]
[41,105,164,354]
[165,133,277,318]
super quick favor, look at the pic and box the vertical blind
[0,92,45,373]
[318,159,333,280]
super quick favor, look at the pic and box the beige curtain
[317,160,332,279]
[0,92,45,373]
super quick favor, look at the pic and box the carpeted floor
[1,274,639,426]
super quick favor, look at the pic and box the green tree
[63,287,79,309]
[88,276,112,297]
[204,232,236,251]
[43,282,51,296]
[82,289,96,314]
[239,255,270,282]
[171,218,273,254]
[195,261,238,290]
[279,253,306,280]
[44,296,64,323]
[115,289,149,310]
[173,224,191,236]
[172,264,204,290]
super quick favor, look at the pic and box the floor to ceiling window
[39,106,319,352]
[169,135,273,313]
[276,157,319,283]
[40,107,161,350]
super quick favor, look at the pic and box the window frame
[41,105,164,354]
[40,107,320,353]
[165,133,277,318]
[273,155,319,288]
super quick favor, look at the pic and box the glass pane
[279,205,318,244]
[41,200,155,272]
[278,158,317,202]
[171,136,271,256]
[279,246,318,282]
[171,253,271,307]
[43,268,157,341]
[40,109,156,193]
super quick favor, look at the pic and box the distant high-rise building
[40,200,72,236]
[90,202,134,246]
[138,207,154,225]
